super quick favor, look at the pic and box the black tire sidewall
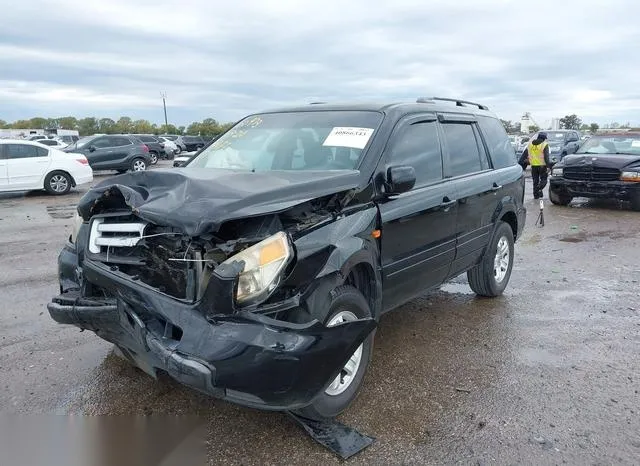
[484,222,515,296]
[297,286,373,419]
[44,171,71,195]
[549,188,571,206]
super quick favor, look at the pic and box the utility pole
[160,92,168,128]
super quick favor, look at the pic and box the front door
[6,143,51,189]
[378,115,458,312]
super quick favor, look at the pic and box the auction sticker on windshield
[323,127,374,149]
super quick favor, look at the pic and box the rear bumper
[550,178,640,200]
[73,170,93,186]
[47,246,375,411]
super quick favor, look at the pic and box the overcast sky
[1,0,639,127]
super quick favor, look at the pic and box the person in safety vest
[518,132,552,199]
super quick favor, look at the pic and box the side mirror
[385,165,416,195]
[88,146,96,152]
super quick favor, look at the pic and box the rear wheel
[44,171,72,195]
[175,146,182,155]
[549,189,572,206]
[294,285,374,420]
[131,158,147,172]
[467,221,514,297]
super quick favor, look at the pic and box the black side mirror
[385,165,416,195]
[88,146,96,152]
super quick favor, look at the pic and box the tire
[149,152,158,165]
[44,171,72,195]
[175,146,182,155]
[294,285,374,420]
[549,189,572,206]
[467,221,514,297]
[131,158,147,172]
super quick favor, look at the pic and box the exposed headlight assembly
[620,171,640,182]
[222,231,292,304]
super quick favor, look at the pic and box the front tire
[294,285,374,420]
[44,171,72,195]
[467,221,514,297]
[549,189,572,206]
[149,152,158,164]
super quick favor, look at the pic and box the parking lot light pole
[161,92,168,128]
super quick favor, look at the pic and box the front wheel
[131,158,147,172]
[294,285,374,420]
[467,221,514,297]
[44,171,72,195]
[549,189,572,206]
[149,152,158,164]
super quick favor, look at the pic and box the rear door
[88,136,131,169]
[0,145,8,188]
[438,114,498,277]
[378,114,458,311]
[6,143,51,189]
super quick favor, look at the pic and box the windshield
[576,136,640,155]
[545,131,568,144]
[187,111,383,171]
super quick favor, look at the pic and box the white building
[551,118,560,130]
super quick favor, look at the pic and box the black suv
[64,135,151,172]
[48,98,526,420]
[182,135,207,152]
[131,135,165,164]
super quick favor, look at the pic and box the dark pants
[531,165,548,199]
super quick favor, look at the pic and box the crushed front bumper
[550,178,640,200]
[48,246,375,411]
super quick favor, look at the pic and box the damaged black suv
[48,98,526,420]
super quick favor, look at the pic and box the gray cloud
[1,0,639,127]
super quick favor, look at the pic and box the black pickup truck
[48,98,526,420]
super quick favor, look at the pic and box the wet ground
[1,166,639,464]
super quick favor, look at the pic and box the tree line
[501,114,639,135]
[0,116,235,138]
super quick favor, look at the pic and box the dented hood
[561,153,640,169]
[77,167,361,236]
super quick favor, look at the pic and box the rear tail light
[142,145,149,153]
[76,157,88,165]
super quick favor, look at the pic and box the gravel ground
[1,164,638,464]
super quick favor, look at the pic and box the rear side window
[112,137,133,147]
[477,116,516,169]
[6,144,48,159]
[441,123,483,177]
[40,140,58,146]
[389,120,443,187]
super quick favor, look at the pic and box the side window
[112,137,132,147]
[91,138,113,149]
[389,120,443,187]
[441,123,483,177]
[6,144,48,159]
[40,140,57,146]
[477,116,516,169]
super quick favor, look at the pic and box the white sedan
[0,139,93,195]
[37,138,69,150]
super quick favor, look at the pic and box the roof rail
[417,97,489,110]
[309,101,327,105]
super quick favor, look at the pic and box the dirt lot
[1,164,639,464]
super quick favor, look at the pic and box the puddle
[559,237,584,243]
[46,204,77,219]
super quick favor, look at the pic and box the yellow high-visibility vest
[528,141,548,166]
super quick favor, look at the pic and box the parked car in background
[47,97,526,420]
[63,135,151,173]
[58,135,80,145]
[549,133,640,210]
[131,135,165,164]
[172,154,194,167]
[159,137,179,158]
[0,139,93,195]
[532,130,582,163]
[160,135,187,153]
[38,138,69,150]
[182,135,207,152]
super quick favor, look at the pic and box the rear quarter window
[477,116,517,169]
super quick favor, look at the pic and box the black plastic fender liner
[287,412,375,459]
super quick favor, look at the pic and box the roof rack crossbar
[417,97,489,111]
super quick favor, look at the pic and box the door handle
[441,196,457,208]
[491,183,502,191]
